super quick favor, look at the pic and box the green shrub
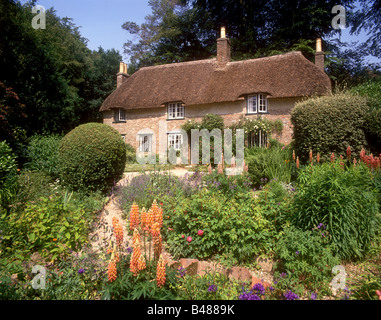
[125,143,137,164]
[163,190,277,265]
[245,145,293,186]
[1,194,91,261]
[291,161,380,260]
[0,141,18,212]
[350,79,381,154]
[58,123,126,193]
[24,134,62,179]
[291,93,369,163]
[274,225,341,293]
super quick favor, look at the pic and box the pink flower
[198,230,204,236]
[187,236,192,243]
[181,234,185,239]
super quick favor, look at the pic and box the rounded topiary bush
[291,93,369,163]
[58,123,127,193]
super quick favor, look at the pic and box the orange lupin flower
[138,254,146,272]
[155,207,163,229]
[147,208,154,232]
[151,199,159,219]
[309,149,313,163]
[156,254,166,288]
[130,232,142,276]
[316,152,320,164]
[132,228,141,246]
[353,158,357,167]
[292,150,296,161]
[296,156,300,169]
[107,259,117,282]
[151,221,160,238]
[360,148,365,162]
[330,152,335,163]
[154,233,162,261]
[112,217,124,247]
[140,207,148,231]
[129,202,140,230]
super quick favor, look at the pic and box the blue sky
[21,0,379,64]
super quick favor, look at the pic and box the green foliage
[125,143,137,164]
[0,1,121,138]
[291,93,370,163]
[245,145,293,186]
[176,271,242,300]
[118,171,201,216]
[291,161,380,260]
[1,193,91,261]
[24,134,62,179]
[0,141,18,212]
[102,253,179,300]
[274,226,341,292]
[350,79,381,154]
[163,190,277,265]
[58,123,127,193]
[201,171,252,197]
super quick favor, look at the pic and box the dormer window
[114,108,126,122]
[247,94,268,114]
[167,102,184,120]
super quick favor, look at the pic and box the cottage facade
[100,29,331,162]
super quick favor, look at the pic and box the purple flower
[178,267,186,277]
[127,247,133,253]
[78,268,85,274]
[208,285,217,292]
[284,290,299,300]
[310,292,317,300]
[296,251,299,255]
[252,283,265,295]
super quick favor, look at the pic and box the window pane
[258,94,267,112]
[248,96,257,113]
[119,109,126,121]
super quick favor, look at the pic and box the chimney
[314,38,325,72]
[117,62,129,88]
[217,27,231,66]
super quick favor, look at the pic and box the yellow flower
[156,254,166,288]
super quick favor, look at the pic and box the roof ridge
[139,58,216,71]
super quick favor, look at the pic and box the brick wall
[103,97,301,154]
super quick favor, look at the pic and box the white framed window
[139,134,152,152]
[168,102,184,119]
[247,94,267,114]
[258,94,267,112]
[247,95,257,114]
[114,108,126,122]
[167,133,183,151]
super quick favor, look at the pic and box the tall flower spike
[156,254,166,288]
[296,156,299,169]
[107,259,117,282]
[130,234,142,276]
[138,254,146,272]
[316,152,320,164]
[346,146,351,160]
[330,152,335,163]
[113,217,124,247]
[309,149,313,163]
[292,150,296,161]
[147,208,154,232]
[140,207,148,231]
[129,202,140,230]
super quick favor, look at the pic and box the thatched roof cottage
[100,28,331,162]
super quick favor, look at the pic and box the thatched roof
[100,51,331,112]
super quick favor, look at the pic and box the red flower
[346,146,351,160]
[187,236,192,243]
[198,230,204,236]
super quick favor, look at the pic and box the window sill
[112,120,126,124]
[245,112,270,115]
[167,117,185,121]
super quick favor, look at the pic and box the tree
[350,0,381,58]
[123,0,354,69]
